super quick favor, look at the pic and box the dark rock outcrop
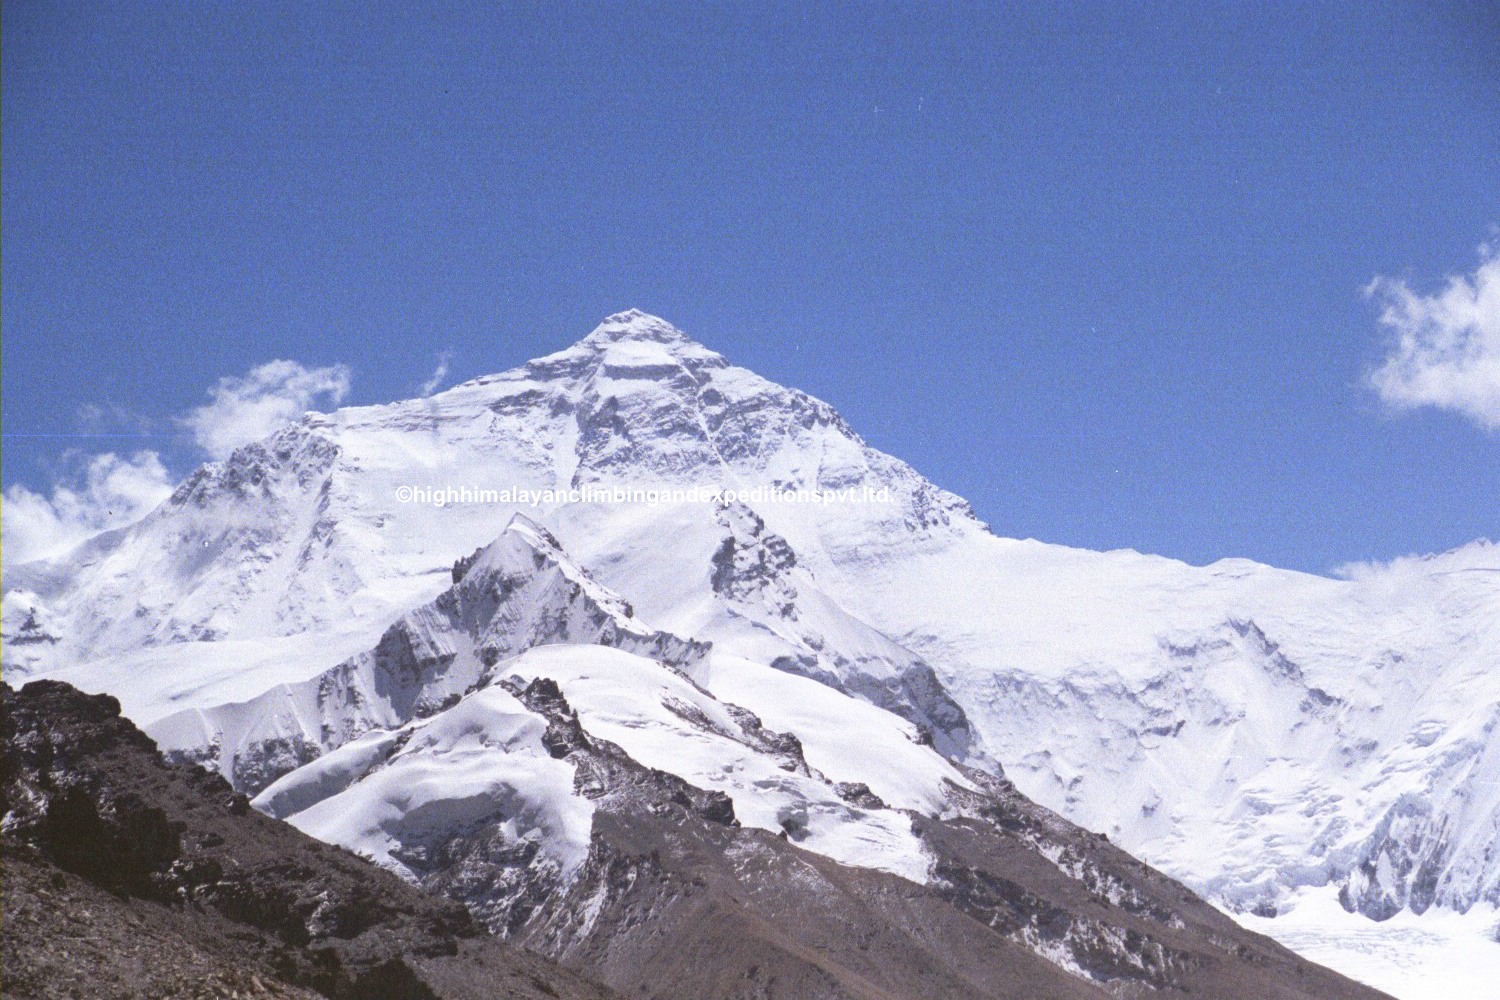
[0,680,619,1000]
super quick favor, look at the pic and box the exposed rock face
[0,680,619,1000]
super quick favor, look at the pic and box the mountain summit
[579,308,700,344]
[525,309,730,379]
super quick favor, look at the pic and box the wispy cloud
[181,360,351,458]
[1367,245,1500,431]
[419,351,454,397]
[5,359,354,569]
[75,401,156,436]
[1331,537,1496,581]
[1,451,175,566]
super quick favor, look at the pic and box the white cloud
[419,351,454,397]
[2,451,175,566]
[1367,247,1500,430]
[1332,537,1497,582]
[76,401,155,436]
[181,360,351,458]
[4,359,353,568]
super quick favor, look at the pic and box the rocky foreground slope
[0,679,621,1000]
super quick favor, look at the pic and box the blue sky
[3,1,1497,573]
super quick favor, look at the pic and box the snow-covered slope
[6,310,1497,995]
[810,533,1500,920]
[137,513,1390,998]
[147,513,705,791]
[156,513,962,887]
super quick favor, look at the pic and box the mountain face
[134,514,1384,998]
[4,310,1494,993]
[0,679,621,1000]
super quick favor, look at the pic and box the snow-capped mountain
[7,310,1497,996]
[5,312,973,753]
[110,510,1388,998]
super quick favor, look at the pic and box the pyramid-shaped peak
[499,511,564,556]
[583,310,695,346]
[518,311,727,382]
[452,512,566,583]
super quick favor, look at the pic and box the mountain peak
[524,310,727,380]
[583,309,693,346]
